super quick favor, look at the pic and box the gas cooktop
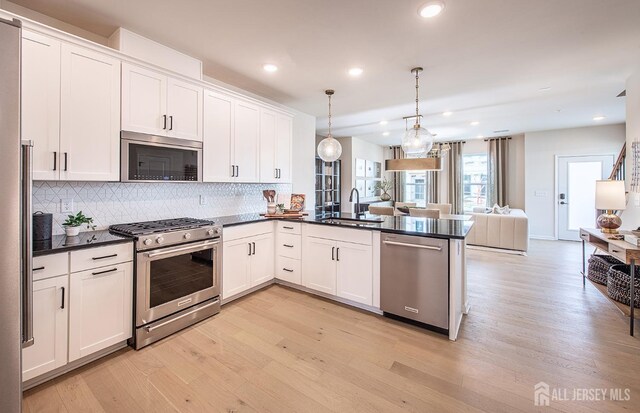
[109,217,216,236]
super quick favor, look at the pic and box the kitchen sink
[318,216,384,227]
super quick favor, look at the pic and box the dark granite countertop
[33,230,134,257]
[211,212,473,240]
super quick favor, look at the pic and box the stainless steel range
[110,218,221,349]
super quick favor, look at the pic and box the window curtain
[487,137,511,206]
[391,146,405,201]
[425,169,439,203]
[447,141,464,214]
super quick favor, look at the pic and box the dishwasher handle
[383,239,442,251]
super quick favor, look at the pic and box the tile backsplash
[33,181,292,234]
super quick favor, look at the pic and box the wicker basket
[587,254,622,285]
[606,264,640,308]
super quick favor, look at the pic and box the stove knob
[156,236,164,244]
[184,233,192,240]
[207,229,215,236]
[143,238,152,246]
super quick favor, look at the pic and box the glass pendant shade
[317,134,342,162]
[402,124,434,158]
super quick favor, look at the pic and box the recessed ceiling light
[379,120,389,125]
[442,111,453,117]
[593,115,606,121]
[418,1,445,18]
[382,131,390,136]
[263,64,278,72]
[476,135,484,139]
[470,121,480,126]
[348,67,363,77]
[538,86,551,91]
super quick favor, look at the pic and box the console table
[580,228,640,336]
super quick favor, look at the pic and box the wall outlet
[199,195,207,205]
[60,198,74,213]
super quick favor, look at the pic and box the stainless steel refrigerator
[0,16,31,413]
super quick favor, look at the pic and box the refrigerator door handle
[21,140,34,348]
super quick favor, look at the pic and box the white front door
[558,155,614,241]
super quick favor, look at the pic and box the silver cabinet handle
[146,299,219,333]
[146,240,219,258]
[92,253,117,260]
[21,140,34,348]
[383,240,442,251]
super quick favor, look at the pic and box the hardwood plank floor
[23,240,640,412]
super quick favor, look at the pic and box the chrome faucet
[349,188,363,217]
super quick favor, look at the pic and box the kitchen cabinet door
[21,30,61,181]
[222,238,251,299]
[276,114,293,183]
[167,78,203,141]
[302,237,337,295]
[121,63,167,136]
[22,275,68,381]
[233,100,260,182]
[259,109,277,182]
[336,242,373,306]
[68,263,133,362]
[203,89,234,182]
[60,44,120,181]
[250,232,274,287]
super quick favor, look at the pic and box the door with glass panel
[557,155,614,241]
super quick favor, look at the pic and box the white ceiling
[8,0,640,144]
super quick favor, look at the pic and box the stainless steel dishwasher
[380,234,449,331]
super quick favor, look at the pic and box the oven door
[136,239,220,326]
[121,132,202,182]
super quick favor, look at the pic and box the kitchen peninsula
[217,213,473,340]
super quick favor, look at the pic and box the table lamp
[595,180,626,233]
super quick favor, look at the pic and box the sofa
[466,208,529,253]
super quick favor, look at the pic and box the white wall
[337,137,385,212]
[525,124,626,239]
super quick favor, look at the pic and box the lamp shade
[595,180,626,210]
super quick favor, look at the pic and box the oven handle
[145,240,220,258]
[145,299,220,333]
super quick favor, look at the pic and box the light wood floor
[23,240,640,412]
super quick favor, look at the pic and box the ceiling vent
[493,129,510,134]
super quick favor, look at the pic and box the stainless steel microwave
[121,131,202,182]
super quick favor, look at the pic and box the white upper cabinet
[60,44,121,181]
[21,30,61,181]
[275,114,293,183]
[203,89,234,181]
[259,109,277,182]
[233,100,260,182]
[122,63,203,141]
[259,110,293,183]
[166,77,203,140]
[121,63,167,136]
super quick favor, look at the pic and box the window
[403,171,427,207]
[462,154,487,213]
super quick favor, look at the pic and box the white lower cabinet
[68,262,133,362]
[223,224,274,300]
[302,233,373,306]
[22,274,68,382]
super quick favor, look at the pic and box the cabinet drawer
[276,256,301,285]
[70,243,133,273]
[224,221,274,241]
[304,224,372,246]
[277,221,301,235]
[277,233,301,259]
[33,253,68,281]
[608,244,627,262]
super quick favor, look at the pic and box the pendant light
[401,67,434,158]
[317,89,342,162]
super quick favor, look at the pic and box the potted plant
[375,178,394,201]
[62,211,95,237]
